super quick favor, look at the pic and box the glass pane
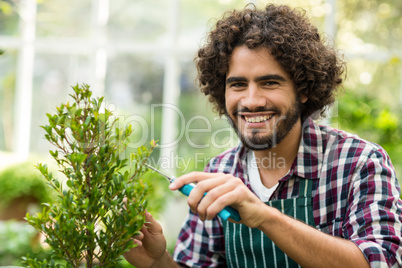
[105,53,165,158]
[178,0,328,55]
[105,53,164,109]
[108,0,169,42]
[0,50,17,151]
[30,53,91,154]
[0,0,19,35]
[177,59,238,172]
[36,0,92,38]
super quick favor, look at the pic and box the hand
[169,172,270,228]
[123,212,168,268]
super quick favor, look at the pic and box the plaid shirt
[173,118,402,267]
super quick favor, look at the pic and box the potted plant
[23,84,156,267]
[0,162,54,221]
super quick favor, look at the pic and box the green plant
[0,162,53,211]
[23,84,156,267]
[336,89,402,178]
[0,220,53,266]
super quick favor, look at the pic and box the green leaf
[66,180,73,188]
[98,113,107,123]
[49,150,58,158]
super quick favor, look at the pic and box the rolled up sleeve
[345,148,402,267]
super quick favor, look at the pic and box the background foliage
[0,162,54,210]
[337,89,402,176]
[0,0,401,266]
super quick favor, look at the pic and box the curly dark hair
[196,4,345,118]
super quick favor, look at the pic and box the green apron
[223,177,315,268]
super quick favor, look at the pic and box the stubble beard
[226,97,303,151]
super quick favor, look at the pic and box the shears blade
[144,163,174,183]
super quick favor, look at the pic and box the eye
[227,82,247,90]
[232,82,246,87]
[262,81,280,88]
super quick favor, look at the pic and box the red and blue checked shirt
[172,118,402,267]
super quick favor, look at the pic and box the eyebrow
[226,74,287,85]
[255,74,287,83]
[226,76,247,85]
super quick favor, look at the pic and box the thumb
[144,211,163,235]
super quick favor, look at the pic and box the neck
[253,118,303,186]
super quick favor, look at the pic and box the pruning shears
[145,163,241,222]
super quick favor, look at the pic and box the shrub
[23,84,156,267]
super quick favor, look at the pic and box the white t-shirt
[247,150,279,202]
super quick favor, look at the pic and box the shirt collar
[291,117,323,180]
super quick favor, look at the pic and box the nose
[240,84,267,111]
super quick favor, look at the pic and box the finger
[143,211,163,235]
[169,171,221,190]
[184,173,235,217]
[197,176,241,220]
[186,174,232,218]
[204,188,240,221]
[207,184,265,225]
[132,238,143,247]
[122,197,128,210]
[133,231,144,240]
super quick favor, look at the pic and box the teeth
[244,115,272,123]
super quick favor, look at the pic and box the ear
[300,95,308,103]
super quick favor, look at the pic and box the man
[124,4,402,267]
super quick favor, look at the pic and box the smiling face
[225,45,306,151]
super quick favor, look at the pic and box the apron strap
[224,176,315,267]
[297,176,313,199]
